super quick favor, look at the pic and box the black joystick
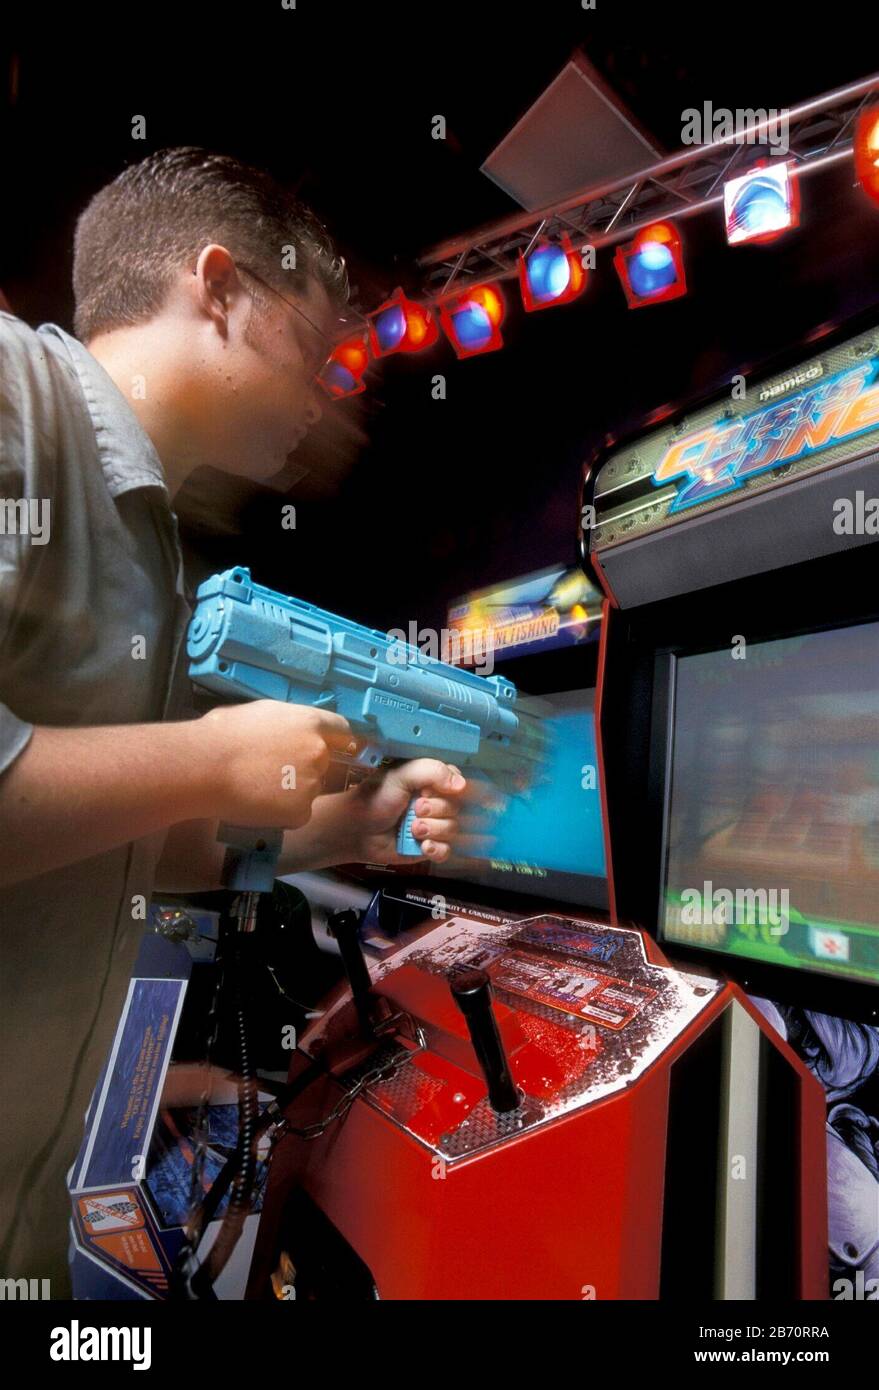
[449,967,520,1113]
[329,909,376,1038]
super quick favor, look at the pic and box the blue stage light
[628,242,676,297]
[614,222,687,309]
[519,235,587,312]
[374,304,407,352]
[438,284,506,358]
[723,163,799,246]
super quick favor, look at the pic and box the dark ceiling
[3,5,874,316]
[3,4,879,630]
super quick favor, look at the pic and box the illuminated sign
[447,565,602,665]
[653,359,879,513]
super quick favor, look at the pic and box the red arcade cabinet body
[249,910,827,1301]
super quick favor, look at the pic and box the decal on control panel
[510,917,624,965]
[488,950,656,1029]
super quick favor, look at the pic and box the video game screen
[659,621,879,985]
[445,686,608,908]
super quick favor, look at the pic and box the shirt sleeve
[0,703,33,776]
[0,315,49,774]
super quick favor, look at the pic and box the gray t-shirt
[0,312,193,1296]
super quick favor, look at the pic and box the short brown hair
[73,146,349,342]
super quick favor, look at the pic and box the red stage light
[855,107,879,206]
[470,284,504,326]
[437,282,506,358]
[634,221,675,249]
[317,333,370,398]
[368,287,439,357]
[614,221,687,309]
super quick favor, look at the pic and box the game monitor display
[659,620,879,991]
[444,685,608,908]
[373,678,608,913]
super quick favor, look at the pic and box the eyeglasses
[236,261,338,380]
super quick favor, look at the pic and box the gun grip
[217,823,284,892]
[395,796,424,857]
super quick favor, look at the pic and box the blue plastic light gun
[186,567,545,886]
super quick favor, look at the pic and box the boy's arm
[0,702,355,889]
[154,797,362,893]
[0,720,212,887]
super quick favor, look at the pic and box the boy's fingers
[411,816,457,843]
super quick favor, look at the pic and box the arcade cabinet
[245,567,827,1301]
[590,314,879,1300]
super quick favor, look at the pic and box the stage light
[317,333,370,398]
[367,287,439,357]
[855,107,879,206]
[723,161,799,245]
[438,282,506,358]
[519,234,587,311]
[614,222,687,308]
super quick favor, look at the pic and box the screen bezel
[653,614,879,1023]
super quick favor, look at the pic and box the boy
[0,148,465,1295]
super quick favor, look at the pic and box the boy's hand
[345,759,468,863]
[198,701,355,828]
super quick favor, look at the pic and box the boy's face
[184,253,339,483]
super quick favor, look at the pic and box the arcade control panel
[250,905,826,1300]
[301,912,722,1165]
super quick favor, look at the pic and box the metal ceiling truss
[417,74,879,298]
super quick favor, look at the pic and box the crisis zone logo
[653,358,879,513]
